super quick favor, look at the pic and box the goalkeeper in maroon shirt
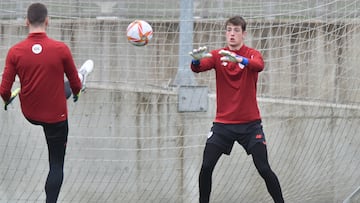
[0,3,82,203]
[190,16,284,203]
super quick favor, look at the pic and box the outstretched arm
[189,46,215,72]
[219,49,264,72]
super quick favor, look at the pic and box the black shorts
[206,120,266,155]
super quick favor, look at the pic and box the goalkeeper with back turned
[189,15,285,203]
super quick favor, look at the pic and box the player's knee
[48,163,64,182]
[200,163,213,175]
[253,157,272,177]
[257,164,274,179]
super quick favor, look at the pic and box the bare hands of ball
[219,50,241,63]
[189,46,212,60]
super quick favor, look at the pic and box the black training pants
[199,143,284,203]
[27,118,68,203]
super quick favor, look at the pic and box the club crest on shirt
[32,44,42,54]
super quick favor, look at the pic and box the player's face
[226,24,246,50]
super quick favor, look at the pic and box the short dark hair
[27,3,48,26]
[225,16,246,31]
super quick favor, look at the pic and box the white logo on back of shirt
[32,44,42,54]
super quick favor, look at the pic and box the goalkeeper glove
[189,46,212,65]
[73,91,81,102]
[4,87,20,111]
[219,50,249,65]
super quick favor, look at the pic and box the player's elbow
[250,62,264,72]
[256,66,265,72]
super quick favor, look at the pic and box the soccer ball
[126,20,153,46]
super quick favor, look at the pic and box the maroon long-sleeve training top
[191,45,264,124]
[0,32,81,123]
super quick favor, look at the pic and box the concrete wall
[0,20,360,202]
[1,20,360,104]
